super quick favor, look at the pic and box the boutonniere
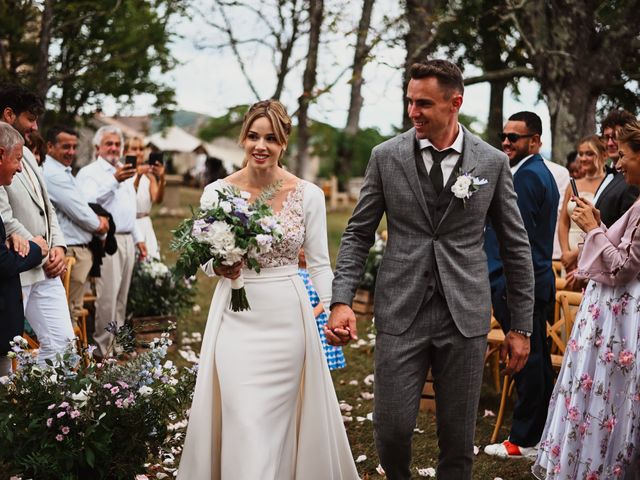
[451,170,488,207]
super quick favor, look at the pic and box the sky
[104,1,553,156]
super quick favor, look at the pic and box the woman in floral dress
[533,121,640,479]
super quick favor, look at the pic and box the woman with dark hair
[533,121,640,479]
[178,100,359,480]
[26,130,47,166]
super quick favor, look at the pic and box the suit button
[40,211,44,216]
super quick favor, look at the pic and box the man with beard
[484,111,559,459]
[76,126,146,358]
[0,84,75,363]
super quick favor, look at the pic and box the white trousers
[93,234,135,357]
[22,277,75,362]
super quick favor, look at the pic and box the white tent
[146,126,201,153]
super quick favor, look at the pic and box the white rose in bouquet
[200,187,220,210]
[205,221,236,251]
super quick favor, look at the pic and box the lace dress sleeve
[576,202,640,286]
[302,182,334,313]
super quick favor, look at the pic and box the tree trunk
[295,0,323,179]
[486,80,506,148]
[272,0,303,100]
[402,0,442,130]
[35,0,54,100]
[511,0,640,161]
[335,0,375,180]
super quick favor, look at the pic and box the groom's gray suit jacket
[332,126,534,337]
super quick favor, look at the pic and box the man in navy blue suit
[484,111,559,459]
[0,122,47,374]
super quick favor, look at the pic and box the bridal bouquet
[171,183,283,311]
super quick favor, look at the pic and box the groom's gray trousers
[374,290,486,480]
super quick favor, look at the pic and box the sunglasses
[498,132,535,143]
[600,134,617,142]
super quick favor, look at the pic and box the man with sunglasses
[484,111,559,459]
[593,109,638,227]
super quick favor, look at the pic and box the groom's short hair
[409,60,464,97]
[508,111,542,136]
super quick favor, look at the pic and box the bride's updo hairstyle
[617,121,640,153]
[239,99,292,167]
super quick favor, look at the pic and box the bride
[177,100,360,480]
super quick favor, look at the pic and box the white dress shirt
[43,155,100,245]
[76,157,142,243]
[418,124,465,185]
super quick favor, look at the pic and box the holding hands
[44,246,66,278]
[325,304,358,346]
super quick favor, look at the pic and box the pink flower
[58,401,69,409]
[56,411,66,418]
[115,398,124,408]
[603,416,617,432]
[579,419,591,436]
[69,410,80,419]
[567,406,580,423]
[618,350,635,367]
[47,403,56,410]
[61,426,70,435]
[553,464,562,474]
[589,304,601,320]
[612,303,621,315]
[594,335,603,347]
[110,386,120,395]
[567,339,579,352]
[603,350,615,363]
[613,465,623,477]
[46,418,53,427]
[551,444,561,458]
[103,383,112,389]
[117,380,129,388]
[55,434,64,442]
[580,373,593,393]
[587,472,600,480]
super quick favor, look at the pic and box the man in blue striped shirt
[43,125,109,325]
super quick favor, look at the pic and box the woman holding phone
[124,136,165,259]
[558,135,606,288]
[533,121,640,479]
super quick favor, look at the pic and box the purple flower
[57,411,66,418]
[110,386,120,395]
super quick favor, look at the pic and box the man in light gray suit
[0,84,75,363]
[327,60,534,479]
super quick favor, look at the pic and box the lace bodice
[256,181,305,268]
[221,179,306,268]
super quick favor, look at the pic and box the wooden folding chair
[552,260,566,290]
[63,257,89,349]
[488,290,582,443]
[485,316,505,392]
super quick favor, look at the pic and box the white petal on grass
[355,454,367,463]
[348,379,359,386]
[366,412,373,421]
[413,427,425,434]
[474,445,480,455]
[417,467,436,477]
[342,415,353,423]
[376,464,386,475]
[339,402,353,412]
[364,374,374,385]
[483,409,496,417]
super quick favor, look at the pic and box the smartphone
[125,155,137,168]
[148,152,163,166]
[570,177,579,197]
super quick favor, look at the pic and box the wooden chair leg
[491,374,512,443]
[492,352,501,392]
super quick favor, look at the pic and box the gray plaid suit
[332,126,534,479]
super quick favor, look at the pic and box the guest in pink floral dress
[533,120,640,479]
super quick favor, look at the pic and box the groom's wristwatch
[511,328,532,338]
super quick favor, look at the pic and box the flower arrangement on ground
[0,336,196,480]
[358,231,387,293]
[126,258,197,318]
[171,182,283,311]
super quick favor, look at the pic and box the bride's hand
[214,261,243,279]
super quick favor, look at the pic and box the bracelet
[511,328,532,338]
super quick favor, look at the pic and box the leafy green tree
[0,0,186,124]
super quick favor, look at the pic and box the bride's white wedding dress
[177,179,360,480]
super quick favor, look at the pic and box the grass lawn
[153,186,534,480]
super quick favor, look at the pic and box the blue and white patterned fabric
[298,268,346,370]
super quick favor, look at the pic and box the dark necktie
[427,146,452,195]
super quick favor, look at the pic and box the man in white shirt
[0,84,75,363]
[43,125,109,325]
[77,126,147,357]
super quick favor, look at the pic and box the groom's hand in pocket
[326,303,358,346]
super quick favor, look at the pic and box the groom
[327,59,534,479]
